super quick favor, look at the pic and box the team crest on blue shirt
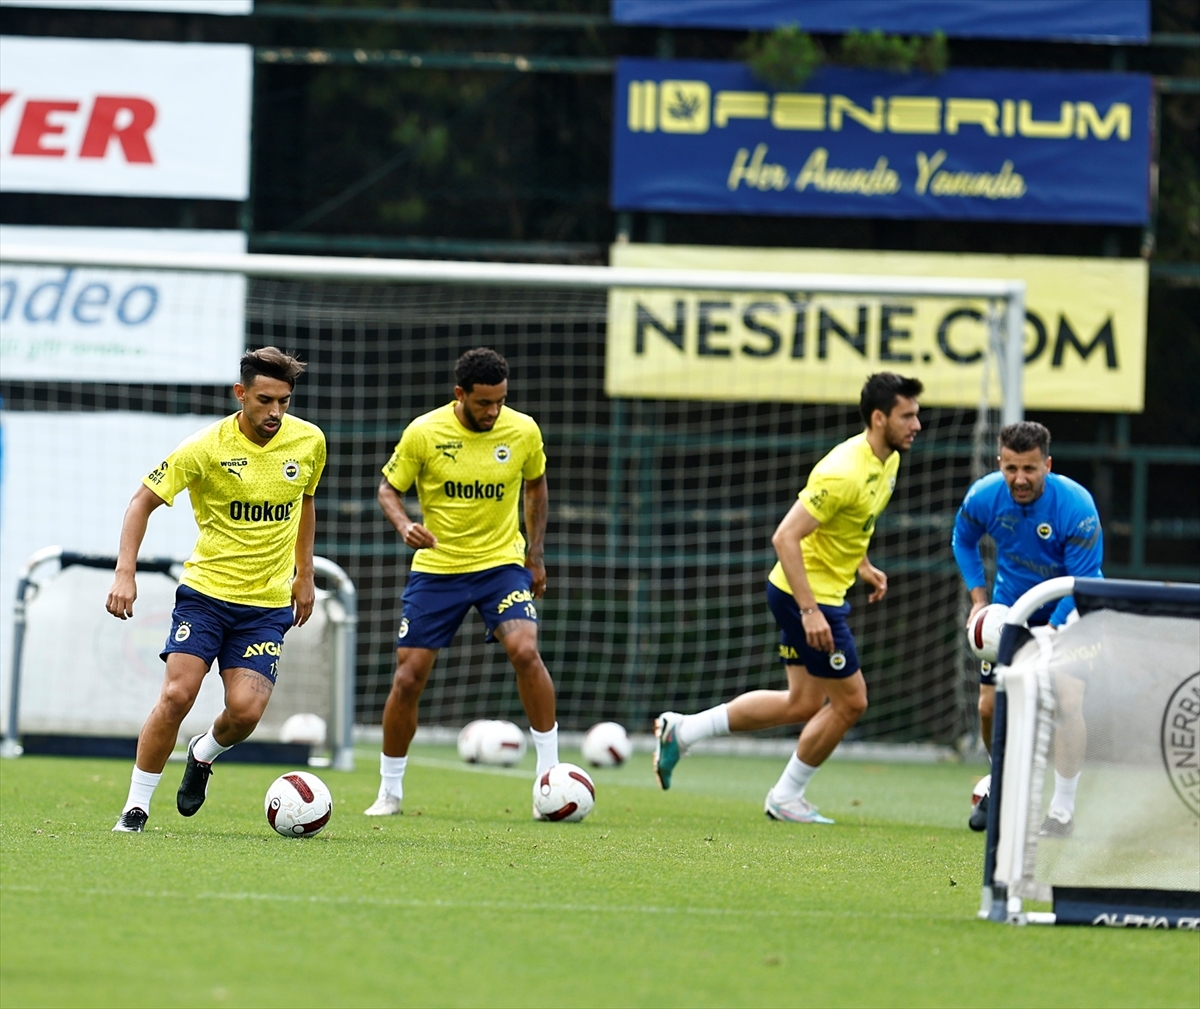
[493,445,511,463]
[282,460,300,481]
[1037,522,1053,540]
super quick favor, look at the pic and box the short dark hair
[1000,421,1051,457]
[455,347,509,391]
[859,372,924,427]
[240,346,306,389]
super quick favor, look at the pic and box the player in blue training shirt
[953,421,1103,835]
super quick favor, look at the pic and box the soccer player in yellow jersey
[654,373,924,823]
[106,348,326,832]
[365,348,560,818]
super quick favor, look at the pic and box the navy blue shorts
[397,565,537,650]
[767,583,860,679]
[979,609,1051,686]
[161,584,294,683]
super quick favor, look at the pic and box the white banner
[0,225,246,381]
[0,35,252,199]
[0,412,223,733]
[0,1,251,12]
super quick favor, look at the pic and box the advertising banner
[613,59,1152,225]
[1,226,246,382]
[611,1,1150,45]
[0,411,227,734]
[0,0,251,12]
[606,244,1147,412]
[0,35,252,199]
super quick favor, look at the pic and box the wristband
[800,606,818,615]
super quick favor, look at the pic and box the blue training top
[952,471,1104,627]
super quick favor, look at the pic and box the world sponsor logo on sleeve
[1161,671,1200,818]
[145,459,168,485]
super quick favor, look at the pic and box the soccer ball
[581,721,633,767]
[477,720,527,766]
[279,712,327,747]
[264,771,333,837]
[457,719,493,763]
[972,773,991,808]
[966,604,1011,663]
[532,762,596,822]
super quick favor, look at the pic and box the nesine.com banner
[611,1,1150,44]
[612,59,1151,225]
[605,244,1147,413]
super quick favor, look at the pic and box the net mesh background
[1,277,1005,742]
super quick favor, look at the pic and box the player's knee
[508,639,544,675]
[392,661,429,700]
[785,696,822,723]
[159,679,198,721]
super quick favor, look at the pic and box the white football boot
[363,788,401,816]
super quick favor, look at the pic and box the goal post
[1,244,1025,746]
[0,546,358,771]
[982,576,1200,929]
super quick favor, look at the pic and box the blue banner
[612,59,1152,225]
[611,1,1150,45]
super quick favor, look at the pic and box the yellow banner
[605,244,1146,412]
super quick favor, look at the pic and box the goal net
[1,246,1022,746]
[985,577,1200,928]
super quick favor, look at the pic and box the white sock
[123,766,162,814]
[772,753,819,803]
[380,753,407,799]
[677,704,730,748]
[1051,770,1081,815]
[191,727,233,764]
[530,723,559,776]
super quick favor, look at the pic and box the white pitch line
[0,884,952,922]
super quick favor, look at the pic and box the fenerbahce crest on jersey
[143,413,327,608]
[383,402,547,575]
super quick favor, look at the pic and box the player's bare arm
[857,555,888,603]
[771,498,834,653]
[377,477,437,549]
[291,494,318,627]
[105,484,166,620]
[967,586,989,622]
[523,473,549,599]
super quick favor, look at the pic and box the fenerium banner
[612,59,1152,225]
[605,244,1147,412]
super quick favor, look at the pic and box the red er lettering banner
[0,36,251,200]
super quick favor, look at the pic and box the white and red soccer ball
[966,604,1011,663]
[532,763,596,822]
[264,771,333,837]
[457,719,527,766]
[581,721,632,768]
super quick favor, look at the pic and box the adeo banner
[1,226,246,382]
[0,36,252,199]
[606,244,1147,413]
[613,59,1152,224]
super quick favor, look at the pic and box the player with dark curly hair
[365,348,561,818]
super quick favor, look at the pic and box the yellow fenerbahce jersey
[382,402,546,575]
[143,413,326,607]
[769,432,901,606]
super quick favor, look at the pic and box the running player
[953,421,1103,834]
[364,348,559,818]
[107,348,326,832]
[654,373,923,823]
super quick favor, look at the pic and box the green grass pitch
[2,746,1197,1008]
